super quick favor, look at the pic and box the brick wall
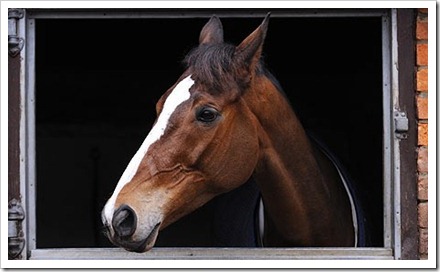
[415,8,428,260]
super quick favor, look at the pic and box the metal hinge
[8,8,25,57]
[8,199,26,259]
[394,110,409,139]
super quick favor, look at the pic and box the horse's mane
[183,43,284,97]
[184,43,239,93]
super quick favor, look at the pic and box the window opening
[34,15,384,251]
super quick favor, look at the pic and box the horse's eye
[197,107,219,123]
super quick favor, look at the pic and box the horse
[101,14,367,253]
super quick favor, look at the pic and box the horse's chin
[114,222,161,253]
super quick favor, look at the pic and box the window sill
[30,247,393,260]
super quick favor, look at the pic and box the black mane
[183,42,282,96]
[184,43,239,93]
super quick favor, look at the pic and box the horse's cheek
[231,128,259,180]
[214,118,259,190]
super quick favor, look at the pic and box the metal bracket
[8,199,26,259]
[8,8,25,57]
[394,111,409,139]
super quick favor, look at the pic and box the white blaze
[102,75,194,225]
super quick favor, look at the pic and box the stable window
[13,8,415,262]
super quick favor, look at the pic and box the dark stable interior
[35,15,383,248]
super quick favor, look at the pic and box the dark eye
[197,107,219,123]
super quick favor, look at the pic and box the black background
[36,15,383,248]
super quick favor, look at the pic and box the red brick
[417,94,428,119]
[417,146,428,172]
[416,68,428,91]
[417,44,428,66]
[418,202,428,228]
[419,228,428,256]
[418,174,428,201]
[417,9,429,261]
[416,21,428,40]
[418,124,428,146]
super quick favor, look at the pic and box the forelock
[183,43,242,94]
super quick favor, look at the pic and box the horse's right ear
[235,13,270,72]
[199,15,224,45]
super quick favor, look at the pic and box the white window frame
[18,8,401,263]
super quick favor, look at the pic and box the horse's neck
[246,78,354,247]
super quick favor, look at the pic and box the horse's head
[102,14,270,252]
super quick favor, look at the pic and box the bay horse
[102,14,366,253]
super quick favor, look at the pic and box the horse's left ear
[199,15,224,45]
[235,13,270,71]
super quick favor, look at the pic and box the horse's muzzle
[103,205,162,253]
[110,221,161,253]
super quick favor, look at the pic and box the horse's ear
[199,15,224,45]
[235,13,270,71]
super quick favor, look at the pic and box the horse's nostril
[112,205,137,238]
